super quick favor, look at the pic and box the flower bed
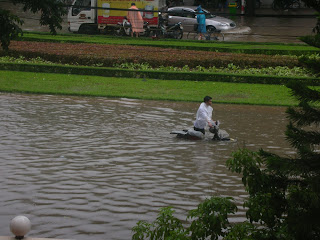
[2,41,300,69]
[1,62,319,86]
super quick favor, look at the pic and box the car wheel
[206,26,216,34]
[78,24,98,34]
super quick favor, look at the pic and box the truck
[67,0,166,34]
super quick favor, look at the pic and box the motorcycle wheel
[144,29,151,37]
[173,29,183,39]
[113,27,124,36]
[154,30,164,38]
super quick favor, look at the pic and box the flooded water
[0,93,295,239]
[224,15,317,43]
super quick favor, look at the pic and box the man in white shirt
[194,96,214,135]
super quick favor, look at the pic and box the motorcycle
[114,17,151,37]
[152,13,183,39]
[170,121,234,141]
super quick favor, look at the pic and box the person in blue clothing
[196,5,206,40]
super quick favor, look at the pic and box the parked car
[167,6,236,33]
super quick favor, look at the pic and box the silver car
[167,6,236,33]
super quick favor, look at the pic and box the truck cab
[68,0,96,33]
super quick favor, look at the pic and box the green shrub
[113,62,316,78]
[298,53,320,75]
[132,197,237,240]
[1,62,319,86]
[0,57,315,78]
[300,35,320,49]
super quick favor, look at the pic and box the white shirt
[194,102,213,129]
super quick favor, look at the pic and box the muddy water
[225,15,317,43]
[0,93,295,239]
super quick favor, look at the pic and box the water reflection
[0,93,293,240]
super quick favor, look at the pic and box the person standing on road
[196,5,206,40]
[127,3,144,37]
[194,96,215,134]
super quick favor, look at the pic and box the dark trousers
[194,127,205,135]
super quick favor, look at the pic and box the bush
[299,53,320,75]
[132,197,237,240]
[300,35,320,49]
[1,62,319,85]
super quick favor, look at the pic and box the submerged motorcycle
[170,121,233,141]
[114,17,151,37]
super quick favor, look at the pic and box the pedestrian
[127,3,144,37]
[196,5,206,40]
[194,96,215,135]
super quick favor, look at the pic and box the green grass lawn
[0,70,309,106]
[2,32,318,105]
[19,32,320,55]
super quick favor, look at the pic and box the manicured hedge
[1,62,319,86]
[20,32,320,56]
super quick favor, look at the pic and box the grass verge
[1,70,316,106]
[19,32,320,56]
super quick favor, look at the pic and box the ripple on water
[0,93,293,240]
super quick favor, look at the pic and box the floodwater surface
[0,93,295,239]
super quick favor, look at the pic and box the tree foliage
[0,0,67,50]
[0,8,23,50]
[301,0,320,12]
[132,197,238,240]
